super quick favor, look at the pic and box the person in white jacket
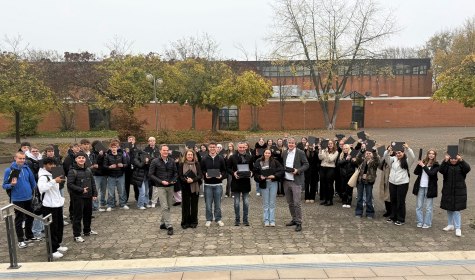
[384,143,415,226]
[38,158,68,259]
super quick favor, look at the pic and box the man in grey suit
[282,137,309,232]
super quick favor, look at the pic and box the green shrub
[111,112,147,142]
[7,112,41,137]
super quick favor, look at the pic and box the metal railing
[1,204,53,269]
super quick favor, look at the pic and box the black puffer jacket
[67,163,97,199]
[439,160,471,211]
[103,150,127,178]
[132,150,150,186]
[337,152,357,178]
[412,162,440,198]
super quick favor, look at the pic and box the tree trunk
[279,84,285,130]
[211,107,219,132]
[250,106,259,130]
[191,106,196,130]
[15,110,20,144]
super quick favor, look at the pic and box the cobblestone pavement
[1,127,475,263]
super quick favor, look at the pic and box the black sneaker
[160,224,167,230]
[234,221,240,226]
[167,227,174,235]
[394,221,405,226]
[244,222,250,226]
[386,218,394,223]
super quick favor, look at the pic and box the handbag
[31,187,43,213]
[348,169,360,188]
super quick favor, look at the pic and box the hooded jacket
[38,168,64,208]
[2,162,36,202]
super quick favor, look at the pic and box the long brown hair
[423,149,437,166]
[181,149,198,163]
[327,140,337,154]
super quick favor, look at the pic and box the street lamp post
[146,74,163,133]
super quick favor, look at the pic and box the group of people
[2,133,472,259]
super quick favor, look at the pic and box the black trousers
[389,182,409,223]
[304,168,318,200]
[277,180,285,196]
[341,175,353,205]
[72,197,92,237]
[319,167,335,202]
[334,167,343,197]
[13,200,34,242]
[42,206,64,252]
[124,168,133,203]
[181,186,199,227]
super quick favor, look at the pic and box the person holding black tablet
[254,149,284,226]
[439,147,471,237]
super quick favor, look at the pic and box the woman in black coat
[439,153,471,237]
[412,149,439,229]
[178,149,203,229]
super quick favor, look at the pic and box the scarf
[183,161,200,193]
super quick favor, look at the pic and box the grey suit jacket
[282,148,309,186]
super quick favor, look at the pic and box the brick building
[1,58,474,133]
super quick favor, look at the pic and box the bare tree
[163,32,221,61]
[105,35,134,57]
[268,0,396,129]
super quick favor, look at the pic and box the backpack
[31,175,49,213]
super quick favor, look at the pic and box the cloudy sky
[1,0,474,59]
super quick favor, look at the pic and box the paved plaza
[1,127,475,279]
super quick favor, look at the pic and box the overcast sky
[1,0,474,59]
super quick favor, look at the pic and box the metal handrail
[1,203,54,269]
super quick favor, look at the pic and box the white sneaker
[200,194,204,197]
[74,236,85,243]
[151,203,156,208]
[456,229,462,237]
[98,208,106,212]
[217,221,224,227]
[106,207,112,212]
[443,225,455,231]
[139,206,146,210]
[256,193,261,196]
[85,230,98,236]
[57,246,68,252]
[205,221,211,227]
[417,223,423,228]
[342,204,347,208]
[52,251,63,259]
[422,224,431,229]
[122,205,129,210]
[18,242,27,249]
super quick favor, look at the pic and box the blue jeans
[261,181,278,224]
[416,187,433,226]
[204,184,223,222]
[107,175,126,207]
[447,210,462,229]
[137,180,149,208]
[32,217,44,238]
[233,192,250,223]
[355,183,374,217]
[93,176,108,209]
